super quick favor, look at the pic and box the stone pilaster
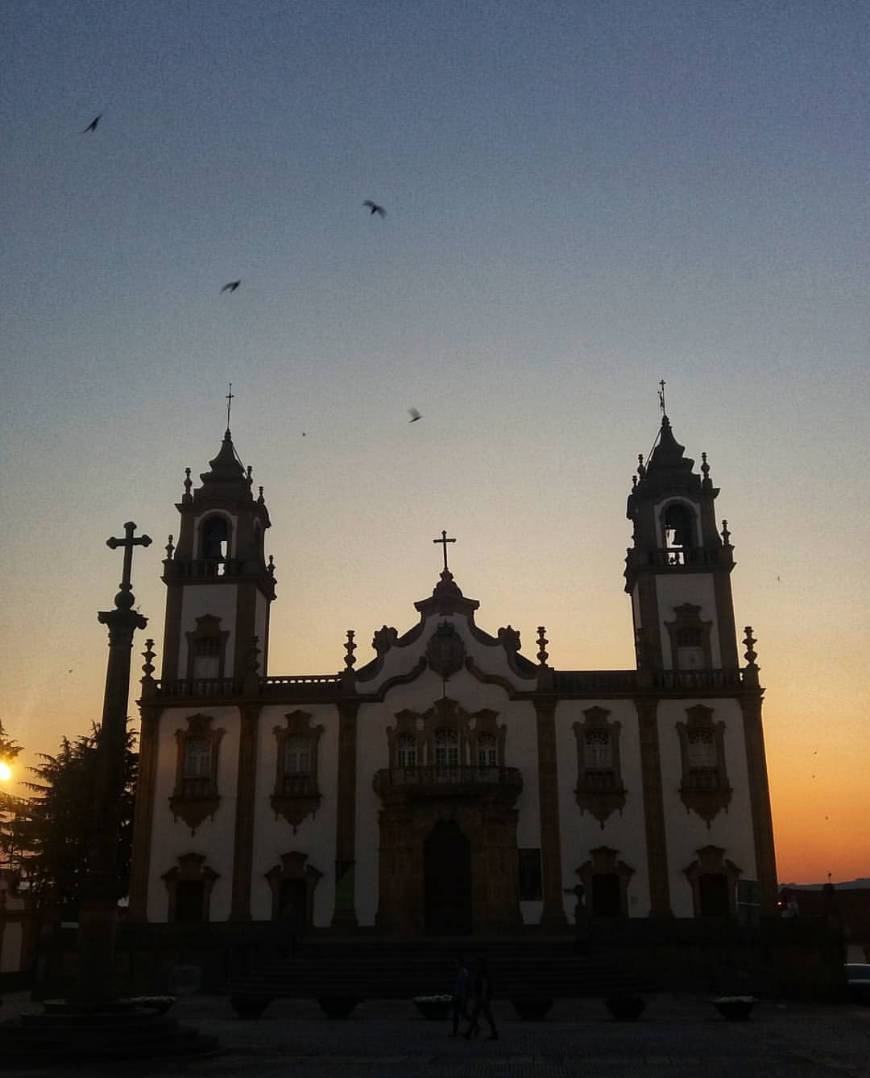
[128,703,161,921]
[635,697,672,916]
[739,691,778,914]
[332,698,359,928]
[230,703,261,920]
[533,699,568,929]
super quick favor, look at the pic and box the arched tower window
[661,501,695,551]
[201,515,231,562]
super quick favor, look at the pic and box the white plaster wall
[178,586,238,675]
[0,923,23,972]
[146,705,240,922]
[354,663,539,926]
[249,704,339,925]
[655,575,721,668]
[555,699,650,919]
[657,697,758,917]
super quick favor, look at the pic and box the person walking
[463,956,498,1040]
[449,956,470,1036]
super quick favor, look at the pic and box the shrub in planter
[511,996,554,1020]
[604,993,646,1021]
[229,995,273,1020]
[413,995,453,1020]
[318,995,360,1019]
[713,996,756,1021]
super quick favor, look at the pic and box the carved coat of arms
[425,621,466,679]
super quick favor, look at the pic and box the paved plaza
[2,993,868,1077]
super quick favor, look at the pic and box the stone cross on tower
[106,521,152,609]
[226,382,234,430]
[657,379,667,415]
[433,529,456,572]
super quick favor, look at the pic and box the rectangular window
[518,848,542,902]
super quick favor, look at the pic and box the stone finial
[636,453,646,479]
[165,534,175,560]
[141,639,156,682]
[721,519,731,546]
[183,467,192,501]
[536,626,549,667]
[344,630,357,671]
[631,474,637,490]
[743,626,757,667]
[257,485,265,505]
[246,465,253,488]
[497,625,521,652]
[701,451,711,484]
[267,554,275,576]
[372,625,398,656]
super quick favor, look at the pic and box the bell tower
[160,427,275,687]
[625,411,739,678]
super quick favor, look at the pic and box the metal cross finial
[106,522,152,609]
[433,529,456,572]
[658,379,666,415]
[226,382,234,430]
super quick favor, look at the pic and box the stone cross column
[76,523,150,1004]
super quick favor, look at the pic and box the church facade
[128,413,778,935]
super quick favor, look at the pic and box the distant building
[779,884,870,962]
[128,411,778,936]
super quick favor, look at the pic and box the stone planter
[318,996,360,1019]
[713,996,756,1021]
[413,996,453,1020]
[229,995,273,1020]
[511,996,554,1021]
[604,993,646,1021]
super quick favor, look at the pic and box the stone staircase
[228,937,656,1000]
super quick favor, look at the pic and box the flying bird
[363,200,386,217]
[81,114,102,134]
[408,408,422,423]
[221,280,241,293]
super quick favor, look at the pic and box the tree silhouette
[9,727,137,917]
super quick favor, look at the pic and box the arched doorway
[424,820,472,935]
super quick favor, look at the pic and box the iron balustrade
[373,765,523,793]
[681,769,727,793]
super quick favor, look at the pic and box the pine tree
[12,727,137,917]
[0,718,23,867]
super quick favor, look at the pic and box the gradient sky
[1,1,868,884]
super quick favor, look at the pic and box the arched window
[477,734,497,768]
[283,735,311,776]
[583,729,612,770]
[397,733,417,768]
[183,737,212,780]
[662,502,695,552]
[434,728,459,768]
[201,516,230,561]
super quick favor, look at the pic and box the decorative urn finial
[344,630,357,671]
[536,626,549,667]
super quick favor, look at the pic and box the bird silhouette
[363,200,386,217]
[408,408,422,423]
[221,281,241,293]
[81,114,102,134]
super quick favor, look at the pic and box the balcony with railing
[651,669,743,691]
[373,764,523,802]
[164,558,247,581]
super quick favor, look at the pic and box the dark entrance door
[590,873,622,917]
[699,873,730,917]
[278,878,308,933]
[424,820,472,935]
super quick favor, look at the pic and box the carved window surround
[170,714,225,833]
[576,846,634,917]
[264,851,323,924]
[271,710,323,831]
[387,697,505,771]
[664,603,713,672]
[572,707,626,827]
[676,705,732,825]
[185,614,230,681]
[684,845,741,918]
[162,852,219,923]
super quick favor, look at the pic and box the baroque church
[128,411,778,937]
